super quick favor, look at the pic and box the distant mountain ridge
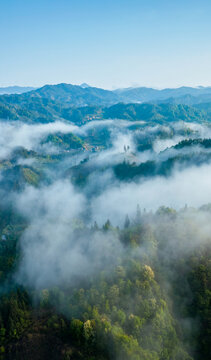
[1,83,211,106]
[0,86,36,95]
[27,83,211,105]
[114,85,211,104]
[30,83,119,106]
[1,83,211,123]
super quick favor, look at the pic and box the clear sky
[0,0,211,89]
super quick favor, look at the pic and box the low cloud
[0,121,78,159]
[91,163,211,225]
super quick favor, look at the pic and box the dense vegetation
[0,99,209,124]
[0,85,211,124]
[0,206,210,360]
[0,85,210,359]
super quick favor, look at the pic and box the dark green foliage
[114,152,211,182]
[174,138,211,149]
[44,133,86,150]
[0,208,210,359]
[0,290,30,341]
[0,165,42,191]
[103,103,206,123]
[1,85,211,360]
[0,92,210,124]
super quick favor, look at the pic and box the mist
[9,156,211,293]
[0,121,78,159]
[1,115,210,360]
[1,120,211,287]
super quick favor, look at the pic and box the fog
[90,163,211,225]
[12,161,211,290]
[1,117,211,292]
[14,180,125,289]
[1,117,210,158]
[0,121,78,159]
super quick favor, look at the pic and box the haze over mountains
[0,86,36,95]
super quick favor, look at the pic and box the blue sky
[0,0,211,88]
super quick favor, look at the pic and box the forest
[0,204,210,360]
[0,86,210,359]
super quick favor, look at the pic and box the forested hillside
[1,84,211,124]
[0,205,210,360]
[0,86,210,359]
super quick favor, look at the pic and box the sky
[0,0,211,89]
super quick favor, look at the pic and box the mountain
[0,96,211,360]
[30,83,119,106]
[115,86,211,104]
[0,95,64,122]
[34,84,211,106]
[157,94,211,106]
[0,84,120,113]
[103,103,206,123]
[0,86,36,95]
[2,84,211,105]
[1,83,211,123]
[0,95,208,124]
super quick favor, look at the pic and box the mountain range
[23,83,211,105]
[0,86,36,95]
[1,83,211,123]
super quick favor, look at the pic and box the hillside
[0,84,211,360]
[31,83,120,106]
[0,93,209,124]
[1,84,211,124]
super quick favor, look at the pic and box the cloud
[14,180,123,289]
[13,161,211,290]
[2,117,211,292]
[153,136,185,153]
[91,163,211,225]
[0,121,78,159]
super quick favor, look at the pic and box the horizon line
[0,83,211,91]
